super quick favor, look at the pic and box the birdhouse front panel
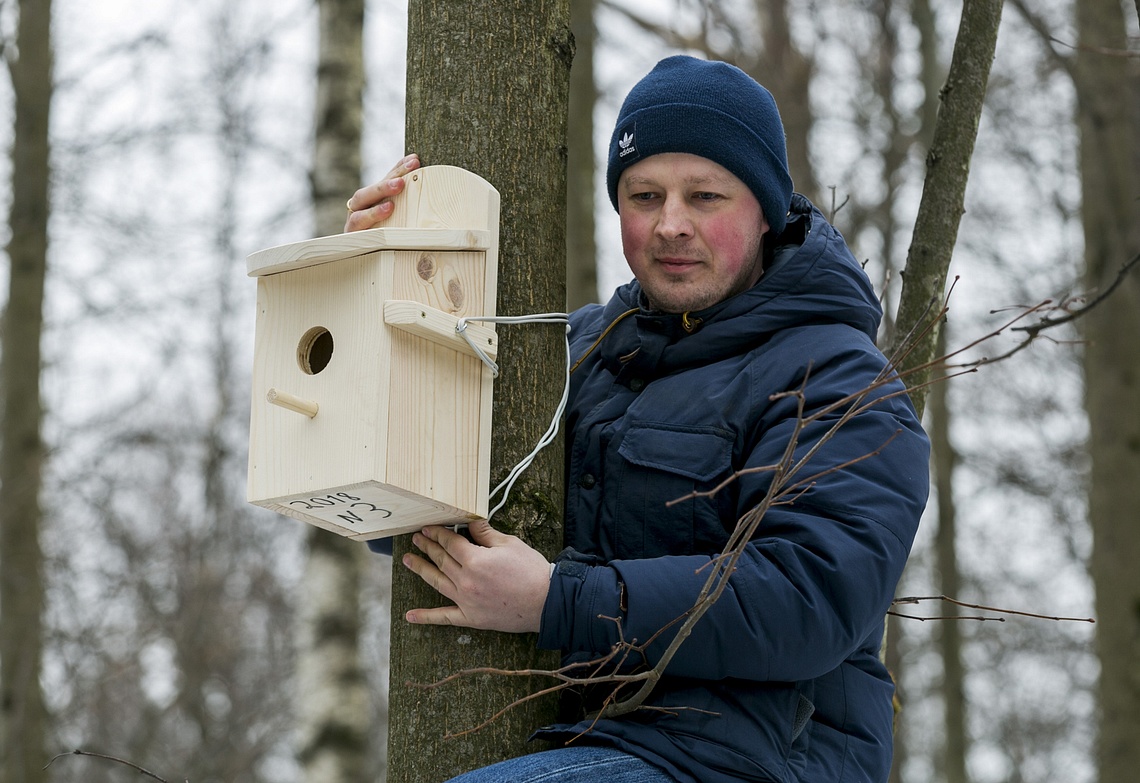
[246,166,500,540]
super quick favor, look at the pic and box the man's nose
[655,196,693,240]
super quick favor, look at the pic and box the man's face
[618,153,769,314]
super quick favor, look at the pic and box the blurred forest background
[0,1,1137,782]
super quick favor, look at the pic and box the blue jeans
[444,746,678,782]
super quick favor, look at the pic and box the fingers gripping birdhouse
[246,166,499,540]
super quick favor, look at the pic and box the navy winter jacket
[533,195,930,782]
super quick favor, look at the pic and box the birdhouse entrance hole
[298,327,334,375]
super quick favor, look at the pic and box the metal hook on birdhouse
[456,318,501,378]
[456,312,571,381]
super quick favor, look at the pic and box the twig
[827,185,851,223]
[1045,36,1140,59]
[887,611,1005,622]
[46,750,173,782]
[1010,251,1140,336]
[892,594,1095,624]
[442,680,579,739]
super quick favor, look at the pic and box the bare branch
[1046,35,1140,59]
[1010,251,1140,336]
[892,594,1096,624]
[887,611,1005,623]
[827,185,851,223]
[1006,0,1076,76]
[46,750,174,783]
[596,0,708,53]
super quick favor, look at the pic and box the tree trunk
[388,2,571,781]
[886,7,943,782]
[757,0,819,206]
[566,0,598,309]
[296,1,372,781]
[0,1,52,781]
[882,4,998,770]
[884,610,907,783]
[930,332,970,783]
[889,0,1004,418]
[1075,3,1140,783]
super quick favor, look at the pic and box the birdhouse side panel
[386,333,488,518]
[385,247,494,518]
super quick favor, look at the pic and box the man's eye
[630,192,657,202]
[694,192,721,202]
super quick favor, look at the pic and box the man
[348,56,930,783]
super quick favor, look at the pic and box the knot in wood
[447,278,465,309]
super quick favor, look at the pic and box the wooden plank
[386,329,437,506]
[247,253,392,503]
[246,227,491,277]
[256,481,482,539]
[388,242,493,520]
[383,300,498,362]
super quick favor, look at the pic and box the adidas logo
[618,131,636,158]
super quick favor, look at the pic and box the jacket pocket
[613,423,734,559]
[652,678,805,782]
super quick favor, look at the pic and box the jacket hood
[598,194,883,376]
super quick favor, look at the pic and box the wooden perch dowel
[266,388,319,418]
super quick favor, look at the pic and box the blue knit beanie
[606,55,793,236]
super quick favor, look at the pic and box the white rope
[456,312,570,378]
[456,312,571,521]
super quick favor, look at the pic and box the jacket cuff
[538,557,624,655]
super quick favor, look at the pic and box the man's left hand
[402,520,551,633]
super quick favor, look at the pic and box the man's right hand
[344,153,421,232]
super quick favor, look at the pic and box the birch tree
[37,3,309,778]
[295,1,373,781]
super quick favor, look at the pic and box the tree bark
[566,0,598,310]
[1075,3,1140,783]
[297,1,372,781]
[756,0,819,206]
[888,0,1004,418]
[387,2,571,781]
[885,609,907,783]
[0,1,52,781]
[886,7,943,781]
[930,331,970,783]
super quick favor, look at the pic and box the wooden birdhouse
[246,166,499,540]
